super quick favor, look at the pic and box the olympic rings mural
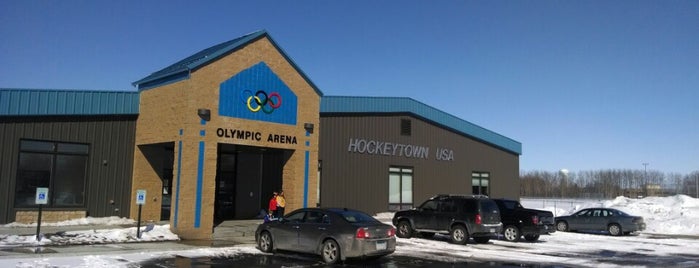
[241,89,282,114]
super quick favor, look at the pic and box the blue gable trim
[0,88,139,116]
[320,96,522,155]
[132,30,323,97]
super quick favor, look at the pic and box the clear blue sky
[1,1,697,175]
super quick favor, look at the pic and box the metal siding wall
[320,116,402,214]
[0,121,18,223]
[320,96,522,155]
[320,115,520,216]
[0,116,136,224]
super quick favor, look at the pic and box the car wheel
[396,220,413,238]
[473,237,490,243]
[556,221,568,232]
[419,232,435,239]
[321,239,340,264]
[608,224,622,236]
[258,231,273,253]
[503,225,521,242]
[450,225,469,245]
[524,234,540,242]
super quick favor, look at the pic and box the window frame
[14,139,90,209]
[388,166,414,211]
[471,171,490,196]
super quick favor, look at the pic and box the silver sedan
[255,207,396,264]
[554,207,646,236]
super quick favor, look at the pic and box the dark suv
[492,198,555,242]
[392,194,503,244]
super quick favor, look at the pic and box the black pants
[275,207,285,218]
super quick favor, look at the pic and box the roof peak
[132,30,268,89]
[131,30,322,96]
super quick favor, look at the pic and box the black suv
[492,198,555,242]
[392,194,503,244]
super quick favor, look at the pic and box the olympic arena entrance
[215,143,290,222]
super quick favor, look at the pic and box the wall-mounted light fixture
[304,123,314,134]
[197,108,211,121]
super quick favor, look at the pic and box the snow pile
[618,195,698,235]
[0,224,178,248]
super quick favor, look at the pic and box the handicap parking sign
[35,187,49,205]
[136,190,147,205]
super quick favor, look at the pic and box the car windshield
[334,209,379,224]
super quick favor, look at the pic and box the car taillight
[387,227,396,237]
[532,216,539,225]
[356,227,370,239]
[475,214,482,225]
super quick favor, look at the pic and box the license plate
[376,241,387,250]
[490,228,495,233]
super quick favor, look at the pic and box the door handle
[293,226,300,229]
[318,227,326,230]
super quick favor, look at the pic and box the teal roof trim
[320,96,522,155]
[132,30,323,96]
[0,88,139,116]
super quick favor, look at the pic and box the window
[14,140,89,208]
[306,211,325,223]
[501,200,517,210]
[440,200,457,213]
[464,199,477,212]
[576,210,592,217]
[389,166,413,211]
[285,211,305,223]
[337,210,379,224]
[471,172,490,196]
[420,200,438,211]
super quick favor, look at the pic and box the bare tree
[521,169,699,198]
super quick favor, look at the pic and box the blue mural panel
[219,62,298,125]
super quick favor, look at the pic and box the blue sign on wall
[219,62,298,125]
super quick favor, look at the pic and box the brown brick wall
[15,210,87,224]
